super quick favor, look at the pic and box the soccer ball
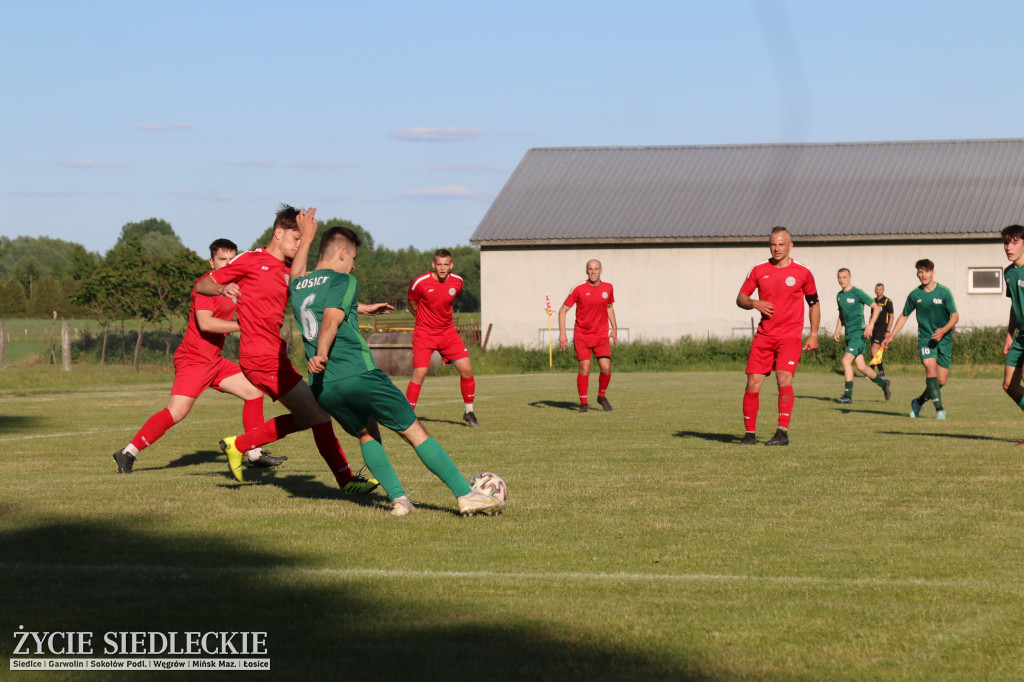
[470,472,508,504]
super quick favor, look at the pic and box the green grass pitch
[2,368,1024,680]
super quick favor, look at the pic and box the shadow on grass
[151,449,223,470]
[673,430,741,444]
[832,408,911,418]
[0,414,49,435]
[417,416,469,427]
[0,520,710,681]
[527,400,580,411]
[877,430,1014,442]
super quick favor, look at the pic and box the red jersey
[174,272,237,363]
[740,259,817,339]
[563,280,614,337]
[408,272,463,335]
[207,248,291,371]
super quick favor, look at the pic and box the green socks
[414,437,472,497]
[360,439,404,500]
[926,377,943,411]
[843,381,854,398]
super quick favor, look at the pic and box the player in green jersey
[830,268,891,403]
[999,225,1024,442]
[883,259,959,419]
[288,212,504,517]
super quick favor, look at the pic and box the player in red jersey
[736,227,820,446]
[405,249,480,426]
[196,205,376,492]
[558,259,618,413]
[111,239,284,474]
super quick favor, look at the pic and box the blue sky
[1,1,1020,256]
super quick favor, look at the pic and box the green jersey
[836,286,874,337]
[1005,262,1024,337]
[902,283,957,343]
[289,269,375,385]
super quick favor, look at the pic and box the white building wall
[479,241,1006,348]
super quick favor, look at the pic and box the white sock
[124,444,140,457]
[464,403,474,412]
[246,448,262,462]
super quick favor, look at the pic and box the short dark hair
[770,226,790,237]
[317,226,361,261]
[274,204,301,232]
[915,259,934,272]
[875,282,884,289]
[208,238,237,258]
[434,248,452,260]
[1001,224,1024,242]
[837,268,850,276]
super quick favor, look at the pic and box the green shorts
[919,337,952,370]
[311,368,417,438]
[843,336,867,358]
[1006,336,1024,369]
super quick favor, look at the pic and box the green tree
[28,276,63,318]
[0,277,28,315]
[116,218,186,259]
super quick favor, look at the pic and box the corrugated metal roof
[470,139,1024,244]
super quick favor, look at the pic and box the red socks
[242,398,264,432]
[598,372,611,397]
[577,374,589,404]
[311,422,351,486]
[236,414,300,453]
[742,391,759,432]
[778,385,794,429]
[406,381,422,409]
[130,408,175,451]
[460,376,476,404]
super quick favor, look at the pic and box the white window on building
[967,267,1002,294]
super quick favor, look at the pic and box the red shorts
[746,334,803,375]
[241,362,304,401]
[413,328,469,368]
[573,334,612,362]
[171,355,243,398]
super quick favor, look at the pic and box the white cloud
[135,123,195,132]
[55,159,129,169]
[389,127,484,142]
[401,184,476,199]
[427,162,505,174]
[6,189,83,197]
[291,161,352,170]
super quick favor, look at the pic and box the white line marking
[0,563,1012,591]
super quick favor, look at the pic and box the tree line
[1,217,480,368]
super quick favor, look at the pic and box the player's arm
[864,302,881,340]
[931,311,959,342]
[358,302,394,316]
[195,272,240,299]
[557,304,571,350]
[289,207,318,280]
[882,314,910,349]
[195,309,239,335]
[832,302,843,342]
[607,304,618,346]
[308,306,344,375]
[736,291,773,317]
[1005,309,1017,355]
[804,297,820,351]
[885,301,895,334]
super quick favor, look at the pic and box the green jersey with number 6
[289,269,375,385]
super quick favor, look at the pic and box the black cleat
[597,396,613,411]
[463,411,480,427]
[112,449,136,474]
[244,451,288,468]
[738,432,757,445]
[834,396,853,404]
[882,379,892,401]
[764,429,789,446]
[579,403,589,413]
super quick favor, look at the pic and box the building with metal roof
[470,139,1024,346]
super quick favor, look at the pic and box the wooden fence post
[62,320,71,371]
[1,321,6,370]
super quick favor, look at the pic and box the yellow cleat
[219,437,244,482]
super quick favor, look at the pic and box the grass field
[2,368,1024,680]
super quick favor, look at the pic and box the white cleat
[458,490,504,516]
[390,496,416,517]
